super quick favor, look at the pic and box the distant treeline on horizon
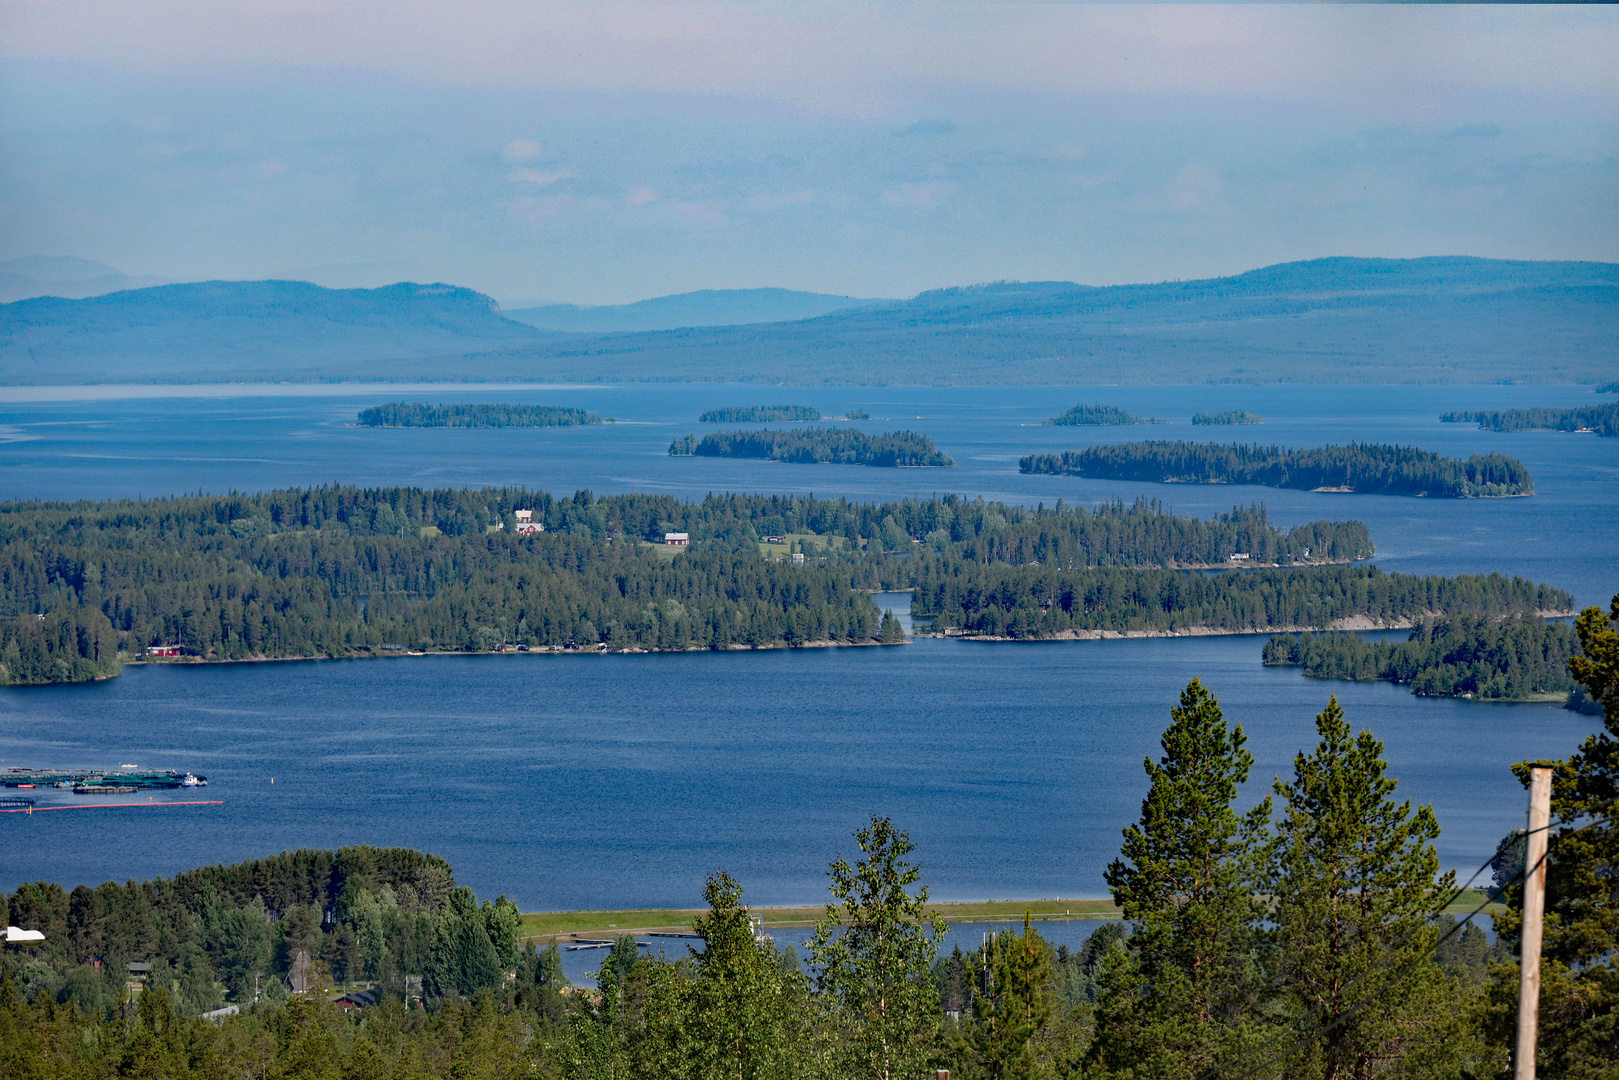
[356,402,610,428]
[1020,441,1534,499]
[1441,402,1619,437]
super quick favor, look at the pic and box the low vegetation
[681,427,954,467]
[1021,440,1534,497]
[1192,410,1262,425]
[1044,402,1159,426]
[356,402,609,427]
[1263,614,1580,700]
[698,405,820,422]
[1441,402,1619,437]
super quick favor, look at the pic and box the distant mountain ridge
[2,257,1614,385]
[0,256,167,304]
[504,287,885,333]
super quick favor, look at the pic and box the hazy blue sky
[2,2,1616,305]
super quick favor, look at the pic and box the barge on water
[4,766,207,791]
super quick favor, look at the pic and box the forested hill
[3,257,1614,385]
[911,563,1573,640]
[0,845,541,1013]
[0,488,1370,684]
[686,428,953,467]
[1021,441,1533,498]
[357,402,609,427]
[1441,402,1619,437]
[1263,615,1580,701]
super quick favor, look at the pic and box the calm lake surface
[1,382,1613,907]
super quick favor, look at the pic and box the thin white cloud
[509,167,574,186]
[502,138,543,162]
[626,185,660,207]
[881,182,955,209]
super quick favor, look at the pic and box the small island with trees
[1192,410,1262,425]
[1044,402,1161,426]
[358,402,610,428]
[1019,440,1534,498]
[1441,402,1618,438]
[699,405,822,423]
[1263,614,1578,701]
[677,428,954,467]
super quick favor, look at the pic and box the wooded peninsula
[676,428,954,467]
[1262,614,1579,701]
[698,405,820,422]
[1441,402,1619,437]
[1192,410,1262,425]
[1020,441,1534,498]
[1044,402,1158,426]
[1,488,1374,685]
[356,403,609,428]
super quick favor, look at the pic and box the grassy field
[518,889,1503,943]
[757,532,847,558]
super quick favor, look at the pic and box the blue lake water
[0,382,1613,909]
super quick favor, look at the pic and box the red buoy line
[1,800,223,814]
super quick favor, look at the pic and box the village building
[664,532,689,546]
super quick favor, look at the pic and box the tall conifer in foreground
[1485,593,1619,1074]
[1266,696,1466,1078]
[955,915,1054,1080]
[1088,677,1273,1078]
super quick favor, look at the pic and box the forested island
[0,488,1374,684]
[357,403,609,428]
[1020,441,1534,498]
[699,405,820,423]
[681,427,954,467]
[910,563,1571,640]
[1262,614,1578,701]
[1192,410,1262,425]
[1440,402,1619,437]
[1044,402,1158,426]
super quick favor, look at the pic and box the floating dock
[4,767,207,791]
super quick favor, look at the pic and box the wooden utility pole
[1514,766,1552,1080]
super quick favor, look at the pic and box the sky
[1,1,1617,306]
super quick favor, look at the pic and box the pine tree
[1266,695,1466,1078]
[1486,593,1619,1073]
[1088,676,1273,1078]
[809,816,946,1080]
[957,915,1054,1080]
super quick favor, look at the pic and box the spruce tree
[1266,695,1466,1078]
[1088,676,1272,1078]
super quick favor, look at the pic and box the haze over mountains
[0,257,168,304]
[503,288,885,333]
[0,257,1613,386]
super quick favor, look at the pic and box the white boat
[180,773,206,788]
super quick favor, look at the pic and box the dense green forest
[1021,441,1534,498]
[667,434,698,456]
[356,403,609,428]
[910,563,1571,639]
[1440,402,1619,437]
[0,847,543,1016]
[684,428,954,467]
[1262,615,1579,700]
[1192,410,1262,425]
[1044,402,1157,426]
[0,489,1376,684]
[698,405,820,423]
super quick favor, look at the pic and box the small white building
[665,532,689,546]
